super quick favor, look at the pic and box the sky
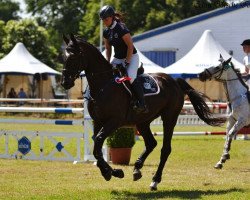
[15,0,31,18]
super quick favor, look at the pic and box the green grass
[0,117,249,200]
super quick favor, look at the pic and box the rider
[99,5,148,113]
[241,39,250,87]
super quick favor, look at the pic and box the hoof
[102,169,112,181]
[133,169,142,181]
[150,182,158,191]
[112,169,124,179]
[214,163,223,169]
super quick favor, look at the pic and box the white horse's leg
[215,116,247,169]
[214,116,235,169]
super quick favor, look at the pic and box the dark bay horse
[61,34,226,190]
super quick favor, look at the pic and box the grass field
[0,116,249,199]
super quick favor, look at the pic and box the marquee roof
[0,42,60,75]
[162,30,245,78]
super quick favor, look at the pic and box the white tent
[0,42,60,75]
[0,43,61,98]
[102,47,164,73]
[163,30,245,78]
[137,50,164,73]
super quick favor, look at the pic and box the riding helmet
[241,39,250,46]
[99,5,115,20]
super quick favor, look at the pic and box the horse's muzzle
[198,73,206,82]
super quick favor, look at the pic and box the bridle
[64,40,114,80]
[206,62,239,82]
[63,48,87,82]
[207,61,249,103]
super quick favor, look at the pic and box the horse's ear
[219,54,224,62]
[63,34,69,45]
[70,33,78,46]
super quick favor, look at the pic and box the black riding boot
[131,79,148,113]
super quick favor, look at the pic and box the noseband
[206,63,239,82]
[63,48,87,81]
[213,66,226,81]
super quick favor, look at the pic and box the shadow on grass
[111,188,244,199]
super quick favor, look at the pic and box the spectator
[18,88,27,105]
[18,88,27,98]
[7,88,17,98]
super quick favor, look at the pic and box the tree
[2,19,60,70]
[0,0,20,22]
[22,0,227,48]
[165,0,228,20]
[118,0,171,34]
[25,0,89,49]
[79,0,228,46]
[0,20,6,58]
[79,0,118,45]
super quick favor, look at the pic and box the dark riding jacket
[103,20,137,59]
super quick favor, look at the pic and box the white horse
[199,55,250,169]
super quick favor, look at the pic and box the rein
[214,63,245,83]
[218,62,250,104]
[86,69,113,78]
[216,77,239,82]
[223,81,249,103]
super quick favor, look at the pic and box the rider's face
[102,17,113,27]
[243,45,250,54]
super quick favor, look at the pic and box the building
[133,1,250,67]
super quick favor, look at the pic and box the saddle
[113,63,160,96]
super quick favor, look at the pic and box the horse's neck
[224,68,247,102]
[86,62,113,98]
[82,43,114,97]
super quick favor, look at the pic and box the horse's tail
[176,78,226,126]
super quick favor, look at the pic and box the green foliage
[0,20,6,58]
[0,0,20,22]
[107,127,136,148]
[2,19,60,70]
[25,0,88,49]
[78,0,227,45]
[145,9,167,30]
[1,0,228,71]
[79,0,118,45]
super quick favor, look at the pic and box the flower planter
[109,147,132,165]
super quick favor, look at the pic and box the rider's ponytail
[114,12,125,22]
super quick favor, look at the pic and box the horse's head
[199,55,232,82]
[61,34,87,90]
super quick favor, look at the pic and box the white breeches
[111,53,139,83]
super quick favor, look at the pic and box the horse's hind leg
[150,114,177,191]
[133,122,157,181]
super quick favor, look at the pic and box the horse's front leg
[214,116,246,169]
[133,123,157,181]
[93,120,123,181]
